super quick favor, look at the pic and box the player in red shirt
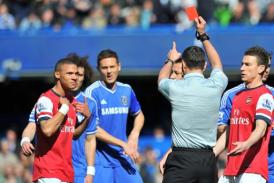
[32,57,89,183]
[214,46,273,183]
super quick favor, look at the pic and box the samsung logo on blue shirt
[101,107,129,115]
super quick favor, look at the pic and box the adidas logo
[101,99,107,105]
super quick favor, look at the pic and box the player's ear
[55,71,60,79]
[258,65,266,75]
[118,63,121,72]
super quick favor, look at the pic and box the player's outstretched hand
[194,16,206,34]
[21,142,35,157]
[227,141,249,156]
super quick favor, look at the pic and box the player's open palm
[21,142,35,156]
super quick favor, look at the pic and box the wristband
[196,31,210,42]
[164,59,174,65]
[59,104,69,115]
[20,137,30,147]
[86,166,95,176]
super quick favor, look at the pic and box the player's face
[240,55,265,84]
[262,59,271,82]
[74,67,84,91]
[170,62,183,80]
[98,57,120,85]
[55,63,78,91]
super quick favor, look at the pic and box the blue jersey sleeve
[86,98,98,135]
[218,83,245,126]
[218,93,232,126]
[129,88,141,116]
[28,105,36,123]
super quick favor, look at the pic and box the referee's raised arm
[195,16,223,70]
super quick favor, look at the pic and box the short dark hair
[97,49,119,68]
[244,46,271,74]
[54,57,76,72]
[244,46,270,65]
[66,53,94,90]
[181,46,206,70]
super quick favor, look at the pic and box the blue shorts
[74,176,85,183]
[269,173,274,183]
[93,164,143,183]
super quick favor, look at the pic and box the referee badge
[121,96,128,106]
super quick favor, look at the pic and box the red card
[185,6,199,21]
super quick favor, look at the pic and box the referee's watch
[196,31,210,42]
[164,58,174,65]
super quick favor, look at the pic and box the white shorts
[218,173,266,183]
[36,178,68,183]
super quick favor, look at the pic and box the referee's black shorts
[162,147,217,183]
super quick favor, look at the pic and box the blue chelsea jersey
[72,91,98,177]
[85,81,141,167]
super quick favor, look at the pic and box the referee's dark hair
[181,46,206,70]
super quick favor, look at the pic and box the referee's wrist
[164,58,174,65]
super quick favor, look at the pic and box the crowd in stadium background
[0,0,274,31]
[0,0,273,183]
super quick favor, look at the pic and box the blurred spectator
[214,1,233,26]
[123,6,140,27]
[140,0,156,29]
[139,127,171,161]
[260,1,274,23]
[3,164,17,183]
[230,0,261,25]
[5,129,19,154]
[197,0,215,22]
[82,5,107,29]
[107,3,125,26]
[140,146,159,183]
[6,0,33,25]
[175,0,196,32]
[0,3,16,30]
[19,11,41,31]
[13,162,24,183]
[0,139,19,176]
[40,8,55,29]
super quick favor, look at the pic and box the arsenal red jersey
[33,89,76,182]
[224,85,273,180]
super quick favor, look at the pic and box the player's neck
[102,81,116,90]
[52,84,72,97]
[245,78,263,89]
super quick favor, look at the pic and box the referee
[158,16,228,183]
